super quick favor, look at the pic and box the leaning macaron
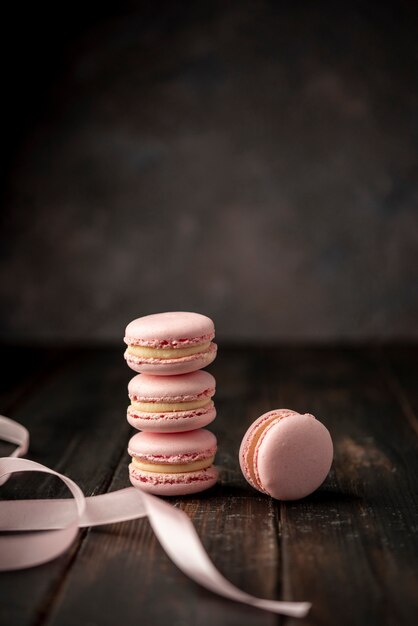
[128,429,218,496]
[127,371,216,433]
[124,311,217,375]
[239,409,333,500]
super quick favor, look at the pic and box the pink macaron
[127,371,216,433]
[124,311,217,375]
[239,409,333,500]
[128,429,218,496]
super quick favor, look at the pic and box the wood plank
[2,346,417,626]
[39,347,280,626]
[261,347,418,626]
[0,347,131,626]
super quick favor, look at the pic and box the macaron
[124,311,217,375]
[127,371,216,433]
[239,409,333,500]
[128,429,218,496]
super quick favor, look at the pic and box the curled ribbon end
[293,602,312,618]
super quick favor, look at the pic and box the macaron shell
[128,370,216,402]
[256,414,333,500]
[129,464,218,496]
[128,428,217,460]
[127,403,217,433]
[125,311,215,346]
[124,343,217,375]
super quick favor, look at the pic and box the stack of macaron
[123,312,218,496]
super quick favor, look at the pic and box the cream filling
[131,398,211,413]
[127,342,210,359]
[131,455,214,474]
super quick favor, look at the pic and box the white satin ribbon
[0,415,29,486]
[0,414,310,618]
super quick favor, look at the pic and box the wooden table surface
[0,345,417,626]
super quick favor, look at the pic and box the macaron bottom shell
[129,463,218,496]
[127,403,217,433]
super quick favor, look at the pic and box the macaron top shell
[128,428,217,462]
[128,371,215,402]
[125,312,215,347]
[240,409,333,501]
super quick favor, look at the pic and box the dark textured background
[1,0,417,342]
